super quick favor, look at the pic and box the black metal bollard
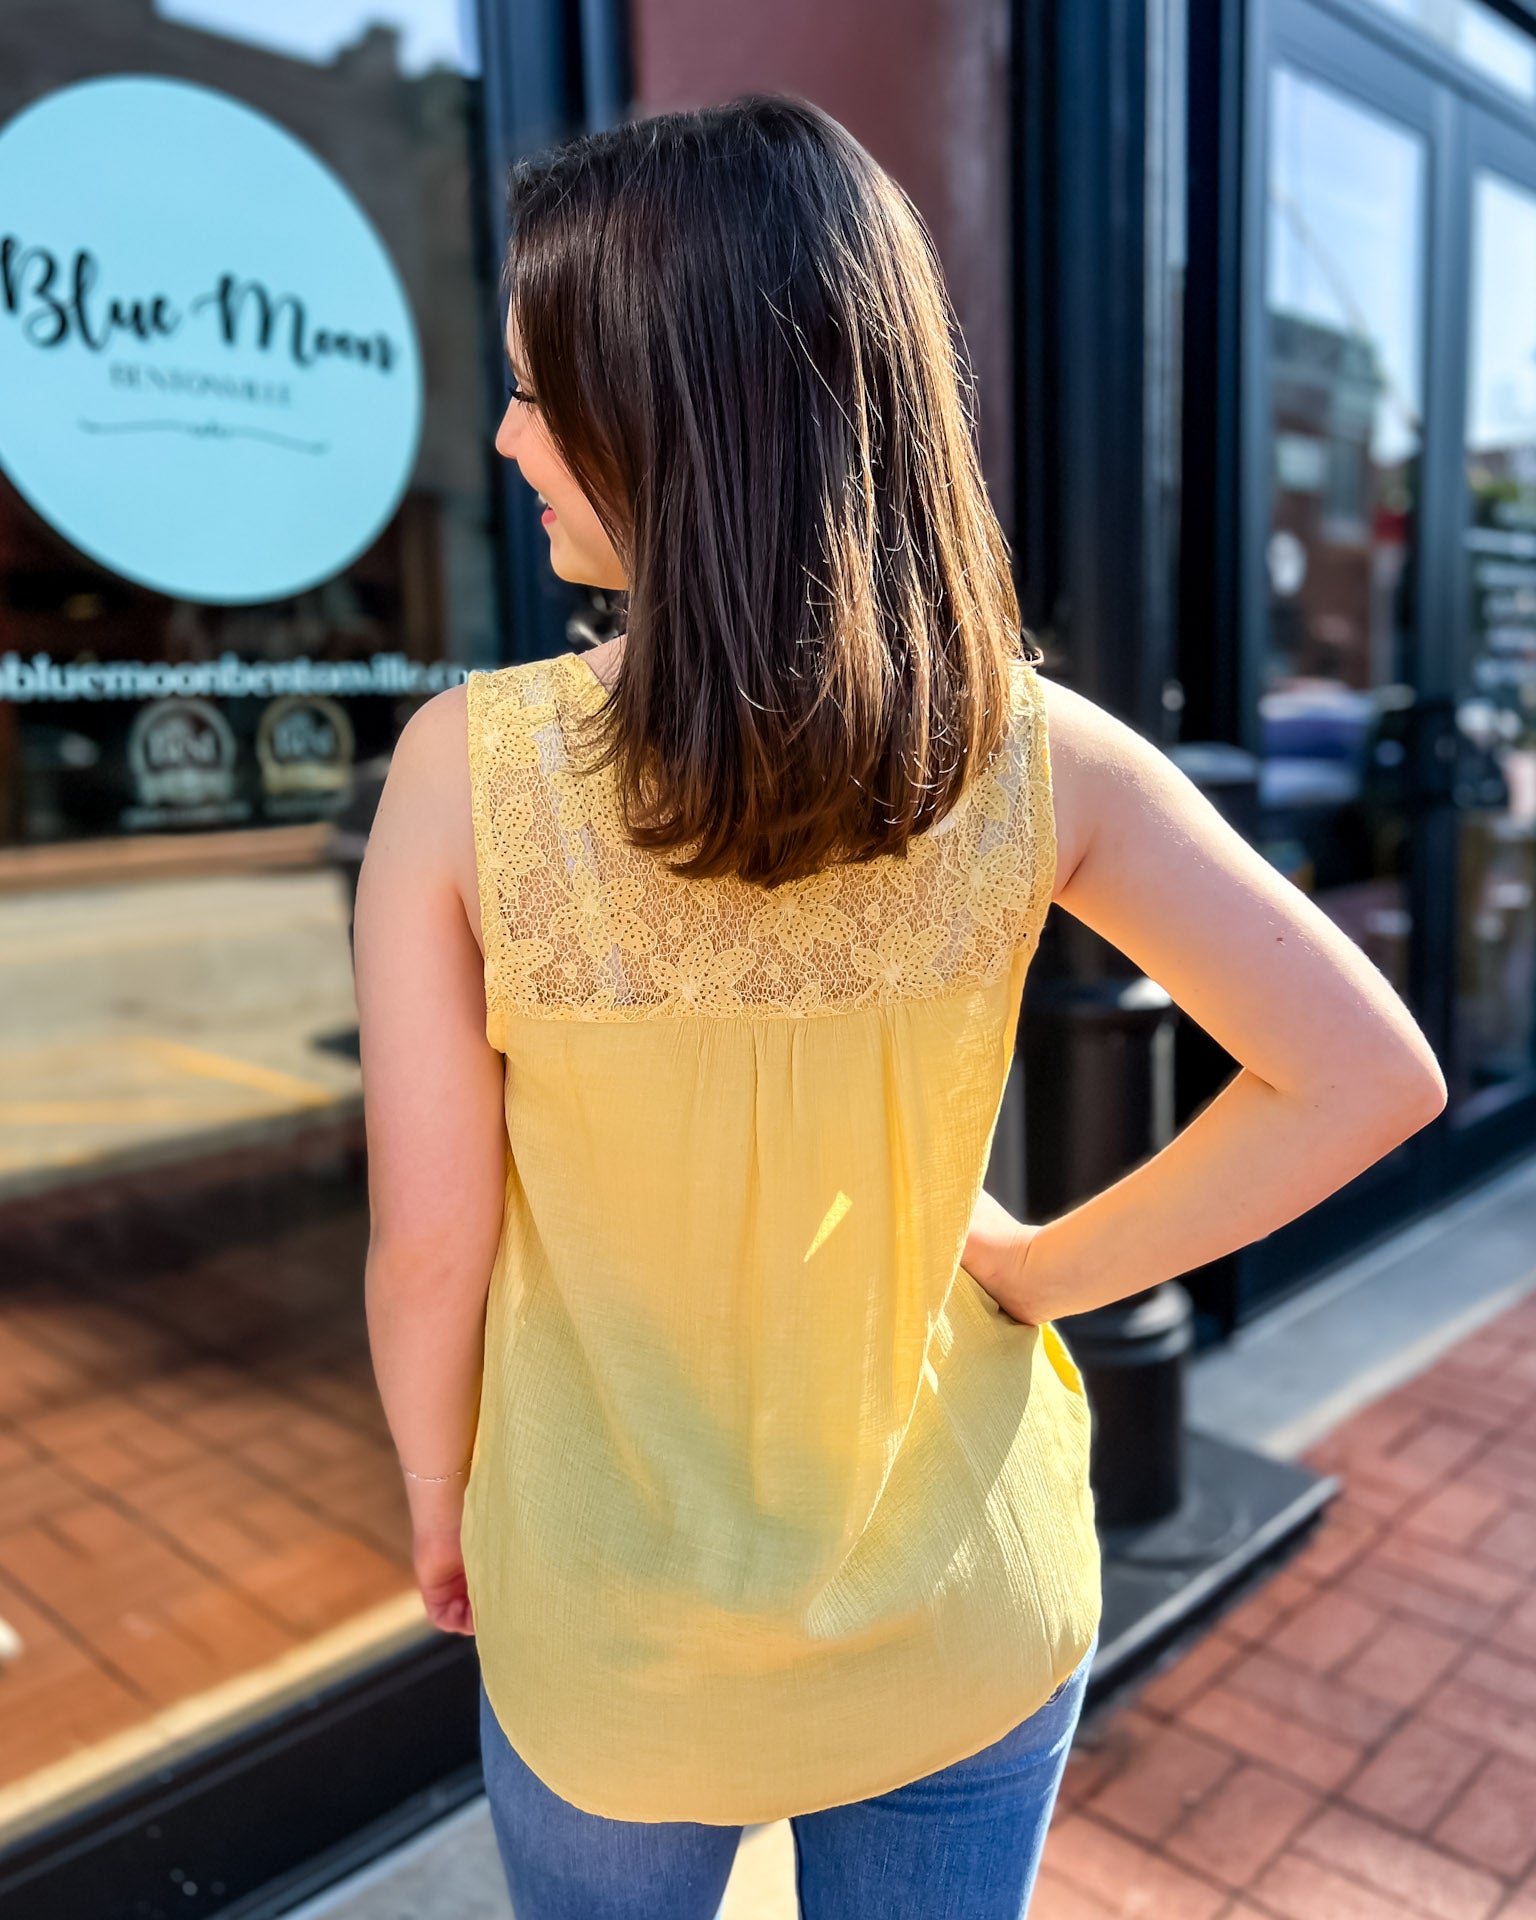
[1021,974,1193,1527]
[1067,1283,1191,1528]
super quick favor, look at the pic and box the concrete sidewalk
[281,1149,1536,1920]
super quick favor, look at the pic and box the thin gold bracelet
[401,1464,469,1483]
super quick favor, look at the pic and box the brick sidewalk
[1030,1286,1536,1920]
[0,1125,413,1792]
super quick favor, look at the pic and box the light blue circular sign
[0,75,423,604]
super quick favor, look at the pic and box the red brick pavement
[1031,1285,1536,1920]
[0,1126,414,1791]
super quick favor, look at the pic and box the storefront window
[0,0,497,1847]
[1258,64,1426,1001]
[1455,168,1536,1106]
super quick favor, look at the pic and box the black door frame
[1228,0,1536,1319]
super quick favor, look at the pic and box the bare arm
[965,676,1448,1325]
[353,682,506,1632]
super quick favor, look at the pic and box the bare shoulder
[377,681,471,831]
[394,678,469,763]
[1029,667,1446,1107]
[1033,665,1302,922]
[1031,670,1185,902]
[360,680,479,937]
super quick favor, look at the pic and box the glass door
[1242,0,1536,1293]
[1448,119,1536,1127]
[1255,54,1428,1008]
[1239,0,1446,1311]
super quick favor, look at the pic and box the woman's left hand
[961,1189,1051,1324]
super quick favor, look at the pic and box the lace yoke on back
[467,649,1057,1028]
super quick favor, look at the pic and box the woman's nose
[494,401,520,460]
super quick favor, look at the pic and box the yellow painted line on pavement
[130,1037,338,1108]
[0,1039,343,1126]
[0,1099,202,1125]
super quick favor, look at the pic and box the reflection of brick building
[0,1,499,846]
[1266,308,1411,692]
[627,0,1015,540]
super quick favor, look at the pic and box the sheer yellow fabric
[461,650,1102,1823]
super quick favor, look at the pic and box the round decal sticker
[0,75,423,604]
[125,696,244,829]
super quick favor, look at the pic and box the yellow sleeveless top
[460,648,1101,1823]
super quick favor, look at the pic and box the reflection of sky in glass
[1460,6,1536,99]
[1267,66,1423,465]
[1359,0,1535,102]
[1469,173,1536,453]
[154,0,476,75]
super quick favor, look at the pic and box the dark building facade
[0,0,1533,1912]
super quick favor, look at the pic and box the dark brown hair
[503,94,1040,887]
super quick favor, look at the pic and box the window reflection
[1259,67,1425,1000]
[0,0,496,1837]
[1456,170,1536,1106]
[1363,0,1536,104]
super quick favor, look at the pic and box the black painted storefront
[1018,0,1536,1346]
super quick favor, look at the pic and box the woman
[353,96,1446,1919]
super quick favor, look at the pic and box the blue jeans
[477,1626,1099,1919]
